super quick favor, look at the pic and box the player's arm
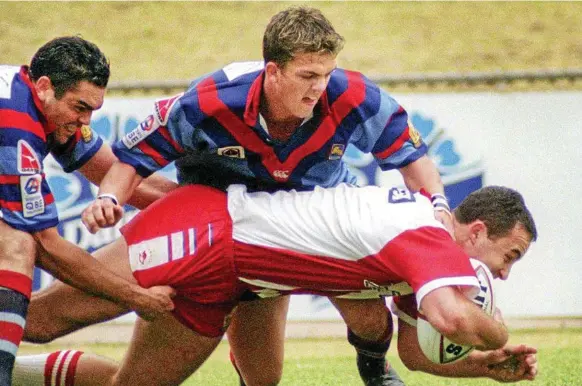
[32,226,174,320]
[78,142,178,209]
[420,286,508,350]
[398,155,453,234]
[397,319,538,381]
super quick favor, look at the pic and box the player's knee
[0,225,36,266]
[23,321,60,344]
[23,304,72,343]
[241,361,283,386]
[244,372,282,386]
[347,312,389,342]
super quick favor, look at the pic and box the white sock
[13,350,83,386]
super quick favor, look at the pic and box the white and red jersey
[228,184,479,306]
[122,184,479,337]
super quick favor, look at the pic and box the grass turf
[19,328,582,385]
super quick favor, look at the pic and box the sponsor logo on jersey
[154,93,183,125]
[217,146,246,159]
[121,114,159,149]
[272,170,290,180]
[17,140,42,174]
[408,120,423,148]
[80,125,93,143]
[20,174,44,218]
[328,144,345,160]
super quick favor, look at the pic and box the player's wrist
[97,193,120,206]
[430,193,451,216]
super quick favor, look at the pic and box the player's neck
[260,93,302,142]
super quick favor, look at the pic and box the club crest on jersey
[217,146,246,159]
[17,140,41,174]
[80,125,93,143]
[154,93,183,125]
[408,120,423,148]
[121,114,160,149]
[20,175,44,218]
[328,144,346,160]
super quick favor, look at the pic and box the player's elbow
[398,349,421,372]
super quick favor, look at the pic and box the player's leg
[13,350,118,386]
[330,298,405,386]
[23,242,130,344]
[0,221,36,384]
[111,313,222,386]
[227,296,290,386]
[14,238,134,385]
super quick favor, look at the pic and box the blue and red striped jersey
[0,65,103,232]
[115,61,427,192]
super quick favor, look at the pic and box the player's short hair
[454,186,538,241]
[263,6,345,67]
[29,36,110,99]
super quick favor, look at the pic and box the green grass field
[19,328,582,385]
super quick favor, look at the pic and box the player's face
[39,79,105,144]
[269,52,337,120]
[472,223,532,280]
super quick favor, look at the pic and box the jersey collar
[20,66,57,135]
[243,70,331,128]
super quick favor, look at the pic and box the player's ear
[468,221,487,245]
[264,61,280,80]
[34,76,54,102]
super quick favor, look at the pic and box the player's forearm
[399,155,444,194]
[98,161,144,206]
[399,321,509,379]
[443,301,508,350]
[421,287,508,350]
[127,173,178,210]
[33,228,140,306]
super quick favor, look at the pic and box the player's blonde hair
[263,6,345,67]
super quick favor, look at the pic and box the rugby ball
[416,258,495,364]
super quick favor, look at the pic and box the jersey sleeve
[113,93,189,178]
[0,140,59,232]
[351,86,428,170]
[377,227,480,310]
[50,126,103,172]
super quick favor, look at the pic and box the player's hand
[434,209,455,239]
[469,344,538,382]
[82,197,124,234]
[131,285,176,321]
[487,352,538,382]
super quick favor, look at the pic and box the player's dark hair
[263,6,345,67]
[454,186,538,241]
[29,36,110,99]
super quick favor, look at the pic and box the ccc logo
[272,170,290,179]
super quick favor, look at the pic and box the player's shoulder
[188,61,263,91]
[0,65,29,107]
[179,61,262,116]
[327,68,387,115]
